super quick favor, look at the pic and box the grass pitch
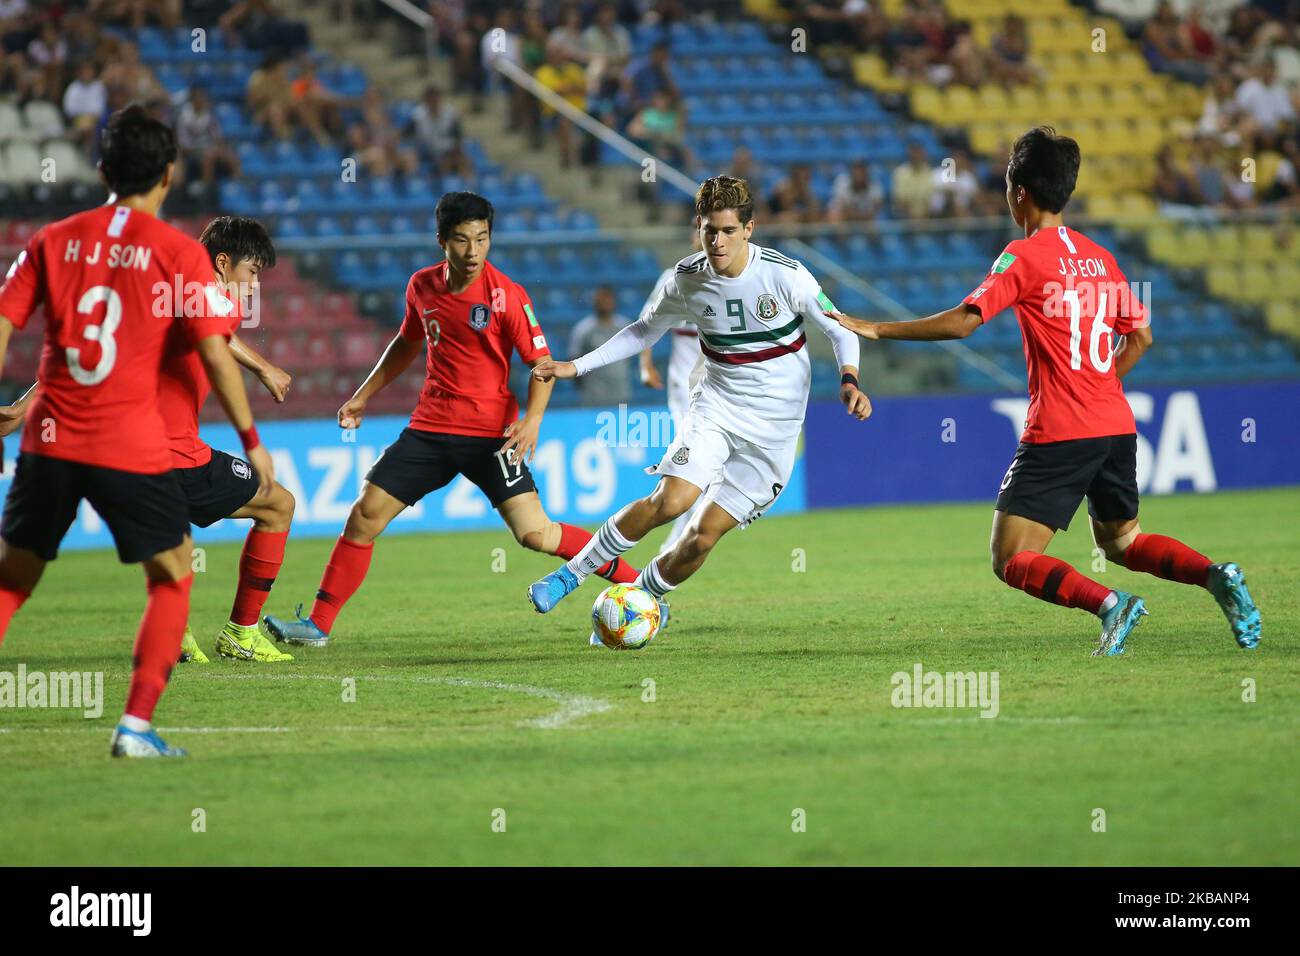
[1,487,1296,866]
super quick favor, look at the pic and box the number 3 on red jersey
[68,285,122,386]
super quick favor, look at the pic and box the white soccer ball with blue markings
[591,584,661,650]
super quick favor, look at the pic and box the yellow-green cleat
[178,624,210,664]
[214,622,295,662]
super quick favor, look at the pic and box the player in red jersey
[831,127,1260,655]
[0,217,298,664]
[0,107,273,757]
[263,191,639,645]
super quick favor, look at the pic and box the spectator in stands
[62,59,107,151]
[623,41,678,117]
[88,0,181,30]
[535,44,588,168]
[100,39,167,110]
[481,9,531,133]
[346,87,419,178]
[410,84,463,173]
[220,0,311,56]
[176,85,240,188]
[1152,144,1198,207]
[25,18,65,102]
[768,162,822,224]
[779,0,884,48]
[929,148,979,217]
[520,10,550,75]
[548,5,589,65]
[989,13,1034,85]
[289,56,343,146]
[569,286,631,408]
[582,3,631,70]
[246,53,295,139]
[1188,133,1228,206]
[1235,60,1295,134]
[827,159,883,223]
[1142,1,1209,85]
[1198,73,1249,146]
[627,88,690,170]
[891,140,934,219]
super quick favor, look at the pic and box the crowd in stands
[1,0,472,198]
[1141,1,1299,211]
[777,0,1039,87]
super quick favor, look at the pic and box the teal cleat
[1094,591,1148,657]
[110,724,188,758]
[657,598,670,631]
[1207,563,1261,649]
[588,632,606,647]
[263,604,330,647]
[528,566,580,613]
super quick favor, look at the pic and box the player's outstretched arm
[230,333,292,402]
[502,358,555,464]
[829,304,983,341]
[339,332,422,430]
[197,334,275,497]
[1114,325,1152,380]
[639,348,663,389]
[0,381,38,438]
[0,316,12,378]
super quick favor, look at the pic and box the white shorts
[648,412,796,528]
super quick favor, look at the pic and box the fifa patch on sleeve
[992,252,1017,274]
[532,334,547,350]
[524,303,539,328]
[816,290,837,313]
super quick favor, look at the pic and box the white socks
[568,515,637,583]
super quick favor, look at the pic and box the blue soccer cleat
[528,566,580,613]
[110,724,188,758]
[588,632,605,647]
[1094,590,1148,657]
[657,598,670,631]
[263,603,330,647]
[1207,563,1261,649]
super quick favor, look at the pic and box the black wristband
[841,373,858,388]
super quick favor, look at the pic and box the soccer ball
[591,584,661,650]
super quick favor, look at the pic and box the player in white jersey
[639,230,705,550]
[527,176,872,637]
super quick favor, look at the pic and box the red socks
[0,586,30,644]
[124,575,193,722]
[1003,551,1111,615]
[556,523,638,584]
[1121,533,1212,587]
[310,536,374,634]
[229,529,289,626]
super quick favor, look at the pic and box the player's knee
[345,501,385,543]
[259,484,295,532]
[515,526,547,552]
[654,489,694,523]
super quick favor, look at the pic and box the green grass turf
[1,487,1296,866]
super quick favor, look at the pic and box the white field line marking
[200,672,613,729]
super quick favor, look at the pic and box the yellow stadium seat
[1175,227,1213,268]
[1265,301,1300,340]
[910,85,943,121]
[943,86,980,124]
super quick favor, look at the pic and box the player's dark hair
[695,175,754,224]
[435,191,494,240]
[199,216,277,270]
[1007,126,1081,213]
[98,105,178,198]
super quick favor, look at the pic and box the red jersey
[964,225,1147,444]
[0,205,237,473]
[157,284,242,468]
[399,259,550,438]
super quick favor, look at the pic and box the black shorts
[995,434,1140,532]
[0,452,189,563]
[175,449,260,527]
[366,427,536,508]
